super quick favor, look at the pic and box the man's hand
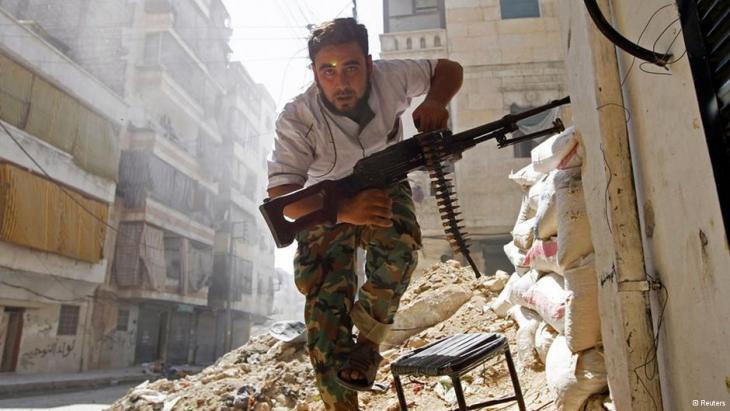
[412,98,449,132]
[412,59,463,132]
[337,189,393,227]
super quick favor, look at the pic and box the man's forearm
[268,184,324,220]
[426,59,464,106]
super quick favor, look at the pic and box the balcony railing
[380,28,448,53]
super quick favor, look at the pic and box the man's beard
[318,80,371,119]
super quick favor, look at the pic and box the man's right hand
[337,189,393,227]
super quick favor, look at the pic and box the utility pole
[352,0,357,21]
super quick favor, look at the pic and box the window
[434,36,441,47]
[500,0,540,19]
[57,305,80,336]
[243,171,257,201]
[677,0,730,239]
[406,38,412,49]
[164,234,182,279]
[415,0,438,13]
[116,309,130,332]
[420,37,426,48]
[510,103,554,158]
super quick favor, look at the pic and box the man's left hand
[412,98,449,132]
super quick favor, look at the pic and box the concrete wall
[86,294,138,369]
[445,0,566,237]
[15,302,89,373]
[558,0,730,407]
[382,0,568,275]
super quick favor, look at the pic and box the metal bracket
[618,279,662,292]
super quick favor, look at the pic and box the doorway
[1,307,25,372]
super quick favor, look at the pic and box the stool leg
[504,349,526,411]
[392,373,408,411]
[450,376,468,411]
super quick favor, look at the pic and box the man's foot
[336,339,383,392]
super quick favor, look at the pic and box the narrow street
[0,382,135,411]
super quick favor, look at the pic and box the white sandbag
[557,141,583,170]
[546,336,608,411]
[509,163,546,187]
[491,272,520,317]
[508,269,539,308]
[523,239,561,274]
[509,306,541,368]
[503,242,529,274]
[534,321,558,364]
[523,273,569,333]
[555,169,594,271]
[513,217,536,250]
[564,255,601,353]
[531,126,578,173]
[534,171,558,239]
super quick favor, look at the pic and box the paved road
[0,382,135,410]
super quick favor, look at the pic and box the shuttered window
[678,0,730,238]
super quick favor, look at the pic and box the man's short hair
[308,18,368,62]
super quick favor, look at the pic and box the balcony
[126,129,218,193]
[380,28,448,57]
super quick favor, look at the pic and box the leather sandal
[335,342,384,392]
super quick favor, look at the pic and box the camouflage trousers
[294,182,421,411]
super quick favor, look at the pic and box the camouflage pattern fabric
[293,182,421,410]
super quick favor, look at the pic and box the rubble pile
[108,261,554,411]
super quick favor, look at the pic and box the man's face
[312,41,372,114]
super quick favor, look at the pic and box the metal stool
[390,333,526,411]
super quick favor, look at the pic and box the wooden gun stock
[259,180,346,248]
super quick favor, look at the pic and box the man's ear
[366,55,373,75]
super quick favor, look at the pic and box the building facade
[0,7,127,373]
[381,0,568,275]
[0,0,276,373]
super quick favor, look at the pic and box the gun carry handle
[259,180,341,248]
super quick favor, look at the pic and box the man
[267,18,463,410]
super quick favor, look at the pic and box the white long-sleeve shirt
[267,59,437,189]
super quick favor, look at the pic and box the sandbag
[564,255,601,353]
[509,163,545,187]
[508,269,539,308]
[523,273,568,333]
[531,126,577,173]
[555,169,594,271]
[534,321,558,364]
[509,306,541,368]
[385,284,471,346]
[513,217,536,250]
[503,242,529,274]
[491,272,521,317]
[546,336,608,411]
[523,239,561,274]
[534,171,558,239]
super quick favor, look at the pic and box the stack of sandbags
[492,127,608,409]
[490,127,578,367]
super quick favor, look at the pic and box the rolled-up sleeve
[267,105,314,189]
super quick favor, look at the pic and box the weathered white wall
[558,0,730,408]
[16,303,89,373]
[610,1,730,407]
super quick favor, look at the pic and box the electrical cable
[583,0,672,66]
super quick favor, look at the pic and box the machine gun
[260,96,571,277]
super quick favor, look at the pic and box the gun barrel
[453,96,571,142]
